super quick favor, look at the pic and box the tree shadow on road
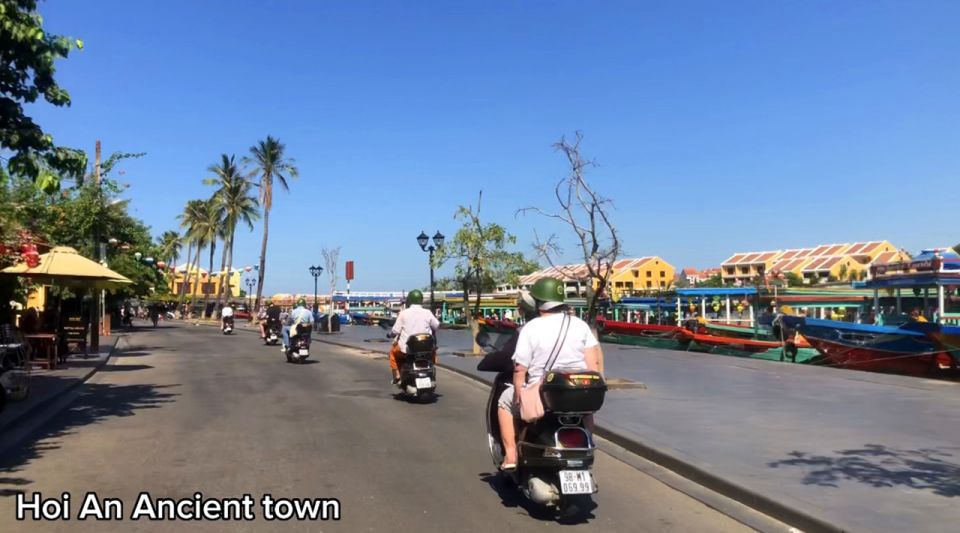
[0,382,180,497]
[768,444,960,497]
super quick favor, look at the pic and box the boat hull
[783,317,952,377]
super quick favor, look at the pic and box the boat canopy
[676,288,758,296]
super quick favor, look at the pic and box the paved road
[0,324,755,532]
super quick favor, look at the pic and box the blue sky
[29,0,960,293]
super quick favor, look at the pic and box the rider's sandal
[499,463,517,472]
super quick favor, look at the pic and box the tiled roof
[871,251,900,265]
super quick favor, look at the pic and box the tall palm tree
[194,198,222,318]
[158,230,182,297]
[205,154,260,316]
[245,136,298,312]
[177,199,209,317]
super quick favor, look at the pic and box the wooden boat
[678,329,785,353]
[779,316,953,377]
[704,322,775,341]
[596,320,690,350]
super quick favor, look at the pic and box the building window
[633,270,639,278]
[660,271,665,277]
[646,271,652,278]
[659,281,665,287]
[646,281,652,288]
[726,267,734,275]
[740,266,749,274]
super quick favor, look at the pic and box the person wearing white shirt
[221,304,234,330]
[496,277,602,471]
[388,290,439,384]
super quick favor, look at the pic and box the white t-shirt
[221,306,234,317]
[512,313,598,383]
[391,305,440,354]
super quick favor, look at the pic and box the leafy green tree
[435,191,534,351]
[698,273,724,288]
[193,198,222,317]
[784,272,804,287]
[157,230,182,289]
[0,0,87,190]
[246,136,298,312]
[205,154,259,315]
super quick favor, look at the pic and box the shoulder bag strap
[543,314,572,374]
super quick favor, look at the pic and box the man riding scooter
[259,299,282,341]
[388,290,439,385]
[283,299,313,353]
[221,302,235,333]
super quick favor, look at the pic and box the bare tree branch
[516,131,621,328]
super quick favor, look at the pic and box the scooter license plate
[415,377,432,389]
[298,349,309,356]
[559,470,594,495]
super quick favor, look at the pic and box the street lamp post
[245,278,255,309]
[417,231,445,315]
[309,265,323,313]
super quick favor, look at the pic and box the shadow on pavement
[768,444,960,497]
[98,364,154,372]
[0,382,180,497]
[477,472,596,524]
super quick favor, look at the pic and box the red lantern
[21,242,40,268]
[156,261,166,269]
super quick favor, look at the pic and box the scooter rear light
[556,428,589,449]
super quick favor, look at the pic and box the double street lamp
[416,231,445,313]
[309,265,324,312]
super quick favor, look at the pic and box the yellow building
[168,265,244,298]
[606,257,676,292]
[515,256,675,296]
[721,241,910,285]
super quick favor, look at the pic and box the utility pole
[90,141,102,351]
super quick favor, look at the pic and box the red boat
[676,329,786,354]
[596,320,683,337]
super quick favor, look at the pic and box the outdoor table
[23,333,58,370]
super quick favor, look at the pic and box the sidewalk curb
[0,335,122,435]
[313,336,840,533]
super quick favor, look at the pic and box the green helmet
[407,290,424,305]
[529,277,566,311]
[296,298,307,307]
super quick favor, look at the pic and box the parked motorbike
[396,333,437,401]
[285,323,312,363]
[222,316,234,335]
[264,318,282,346]
[476,331,605,519]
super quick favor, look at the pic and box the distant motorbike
[285,323,312,363]
[386,329,437,401]
[222,316,234,335]
[264,318,281,346]
[476,330,605,519]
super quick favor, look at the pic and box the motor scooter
[285,323,311,363]
[222,316,234,335]
[476,330,605,519]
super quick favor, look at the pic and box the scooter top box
[406,333,435,354]
[541,371,606,413]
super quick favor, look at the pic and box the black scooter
[264,318,281,346]
[285,323,312,363]
[222,316,234,335]
[396,333,437,401]
[476,330,605,519]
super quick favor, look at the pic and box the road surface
[1,323,759,532]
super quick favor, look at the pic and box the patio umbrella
[0,246,132,289]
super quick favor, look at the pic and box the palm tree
[158,231,182,269]
[157,230,182,297]
[176,202,199,312]
[205,154,260,316]
[194,198,222,318]
[245,136,298,311]
[177,199,209,317]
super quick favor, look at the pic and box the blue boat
[779,316,952,377]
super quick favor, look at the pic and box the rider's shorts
[497,384,517,416]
